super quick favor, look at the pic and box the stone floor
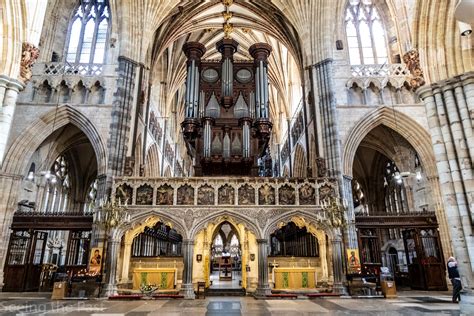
[0,291,462,315]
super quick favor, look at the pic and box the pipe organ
[181,39,272,176]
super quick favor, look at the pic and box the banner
[347,248,361,273]
[89,247,103,274]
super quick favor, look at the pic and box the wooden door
[403,228,447,290]
[24,231,48,291]
[403,229,425,289]
[3,230,32,291]
[418,228,447,290]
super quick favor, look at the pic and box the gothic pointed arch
[2,105,107,175]
[342,106,436,178]
[144,143,160,177]
[293,144,306,177]
[190,211,262,240]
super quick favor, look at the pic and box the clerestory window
[66,0,110,64]
[345,0,388,65]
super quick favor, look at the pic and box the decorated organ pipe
[181,39,272,176]
[181,42,206,142]
[182,43,206,118]
[249,43,272,119]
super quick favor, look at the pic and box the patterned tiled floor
[0,292,462,315]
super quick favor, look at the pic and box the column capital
[416,85,434,100]
[183,239,195,245]
[0,75,24,92]
[256,238,268,244]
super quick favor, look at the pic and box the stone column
[319,236,328,282]
[342,175,358,249]
[418,83,473,290]
[103,235,120,297]
[120,240,133,283]
[180,239,195,299]
[0,76,24,166]
[255,239,271,297]
[331,233,347,294]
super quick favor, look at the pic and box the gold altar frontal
[132,268,177,290]
[273,267,317,290]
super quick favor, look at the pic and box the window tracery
[42,155,71,214]
[345,0,388,65]
[66,0,110,64]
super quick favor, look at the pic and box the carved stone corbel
[403,49,425,90]
[20,42,40,83]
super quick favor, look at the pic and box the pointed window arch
[65,0,110,64]
[345,0,388,65]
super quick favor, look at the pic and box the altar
[132,268,177,290]
[272,267,317,290]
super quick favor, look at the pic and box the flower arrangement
[139,283,159,296]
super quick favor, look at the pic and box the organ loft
[181,39,273,176]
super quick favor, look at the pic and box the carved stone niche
[156,184,173,205]
[136,184,153,205]
[258,184,275,205]
[299,184,316,205]
[318,184,335,202]
[218,184,234,205]
[198,185,215,205]
[116,184,133,204]
[177,184,194,205]
[238,184,255,205]
[279,184,295,205]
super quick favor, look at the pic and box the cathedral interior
[0,0,473,306]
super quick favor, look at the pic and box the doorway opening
[209,221,242,290]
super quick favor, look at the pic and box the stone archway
[265,214,335,286]
[342,106,437,178]
[191,213,261,292]
[116,213,188,289]
[2,105,107,176]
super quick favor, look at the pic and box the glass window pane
[359,22,372,48]
[347,36,359,48]
[80,18,95,63]
[93,19,108,63]
[346,21,357,37]
[349,48,361,65]
[66,18,82,62]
